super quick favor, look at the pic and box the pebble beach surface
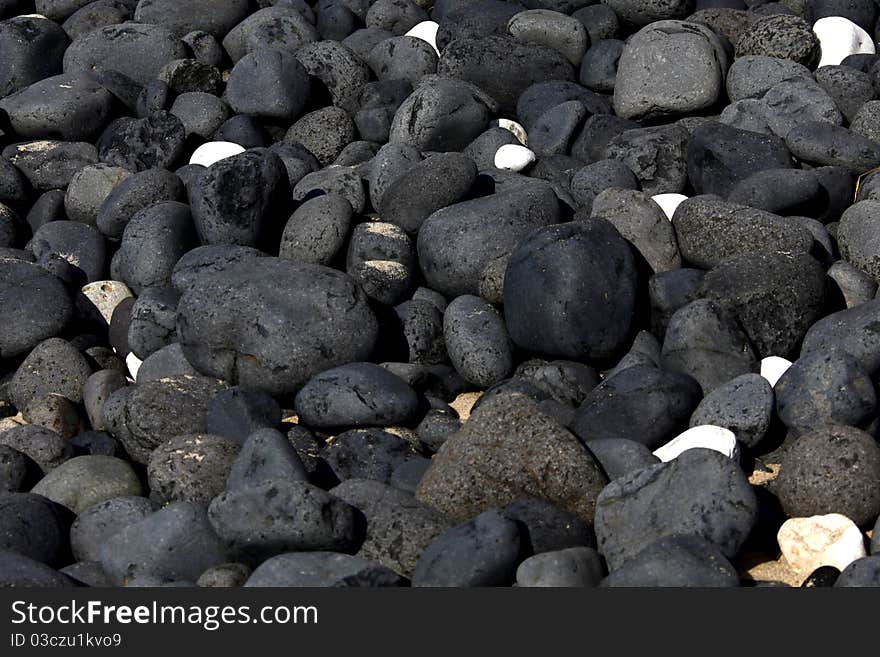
[2,0,880,588]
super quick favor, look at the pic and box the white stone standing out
[189,141,246,167]
[813,16,876,68]
[651,193,688,221]
[405,21,440,56]
[652,425,739,462]
[761,356,793,387]
[777,513,867,579]
[494,144,536,172]
[126,352,143,383]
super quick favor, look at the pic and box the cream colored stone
[496,119,528,146]
[778,513,867,578]
[80,280,133,325]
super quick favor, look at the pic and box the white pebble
[495,118,528,146]
[494,144,536,172]
[813,16,876,68]
[653,425,739,462]
[761,356,793,387]
[80,280,133,325]
[18,14,48,19]
[126,352,143,383]
[405,20,440,56]
[189,141,245,167]
[778,513,866,579]
[651,193,688,220]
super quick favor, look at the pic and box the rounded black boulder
[444,295,512,388]
[0,73,114,142]
[438,35,574,113]
[776,425,880,527]
[594,448,758,570]
[111,201,196,294]
[418,182,560,297]
[294,363,420,429]
[99,501,227,585]
[504,219,638,363]
[177,257,378,398]
[63,22,188,86]
[0,259,72,359]
[0,492,72,567]
[225,48,311,123]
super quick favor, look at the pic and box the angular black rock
[690,374,774,449]
[225,428,309,492]
[9,337,92,411]
[570,365,702,449]
[331,479,452,576]
[699,251,826,359]
[412,510,521,587]
[97,111,187,172]
[661,299,758,395]
[594,448,758,570]
[686,122,793,197]
[208,480,356,562]
[601,535,739,587]
[127,286,180,360]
